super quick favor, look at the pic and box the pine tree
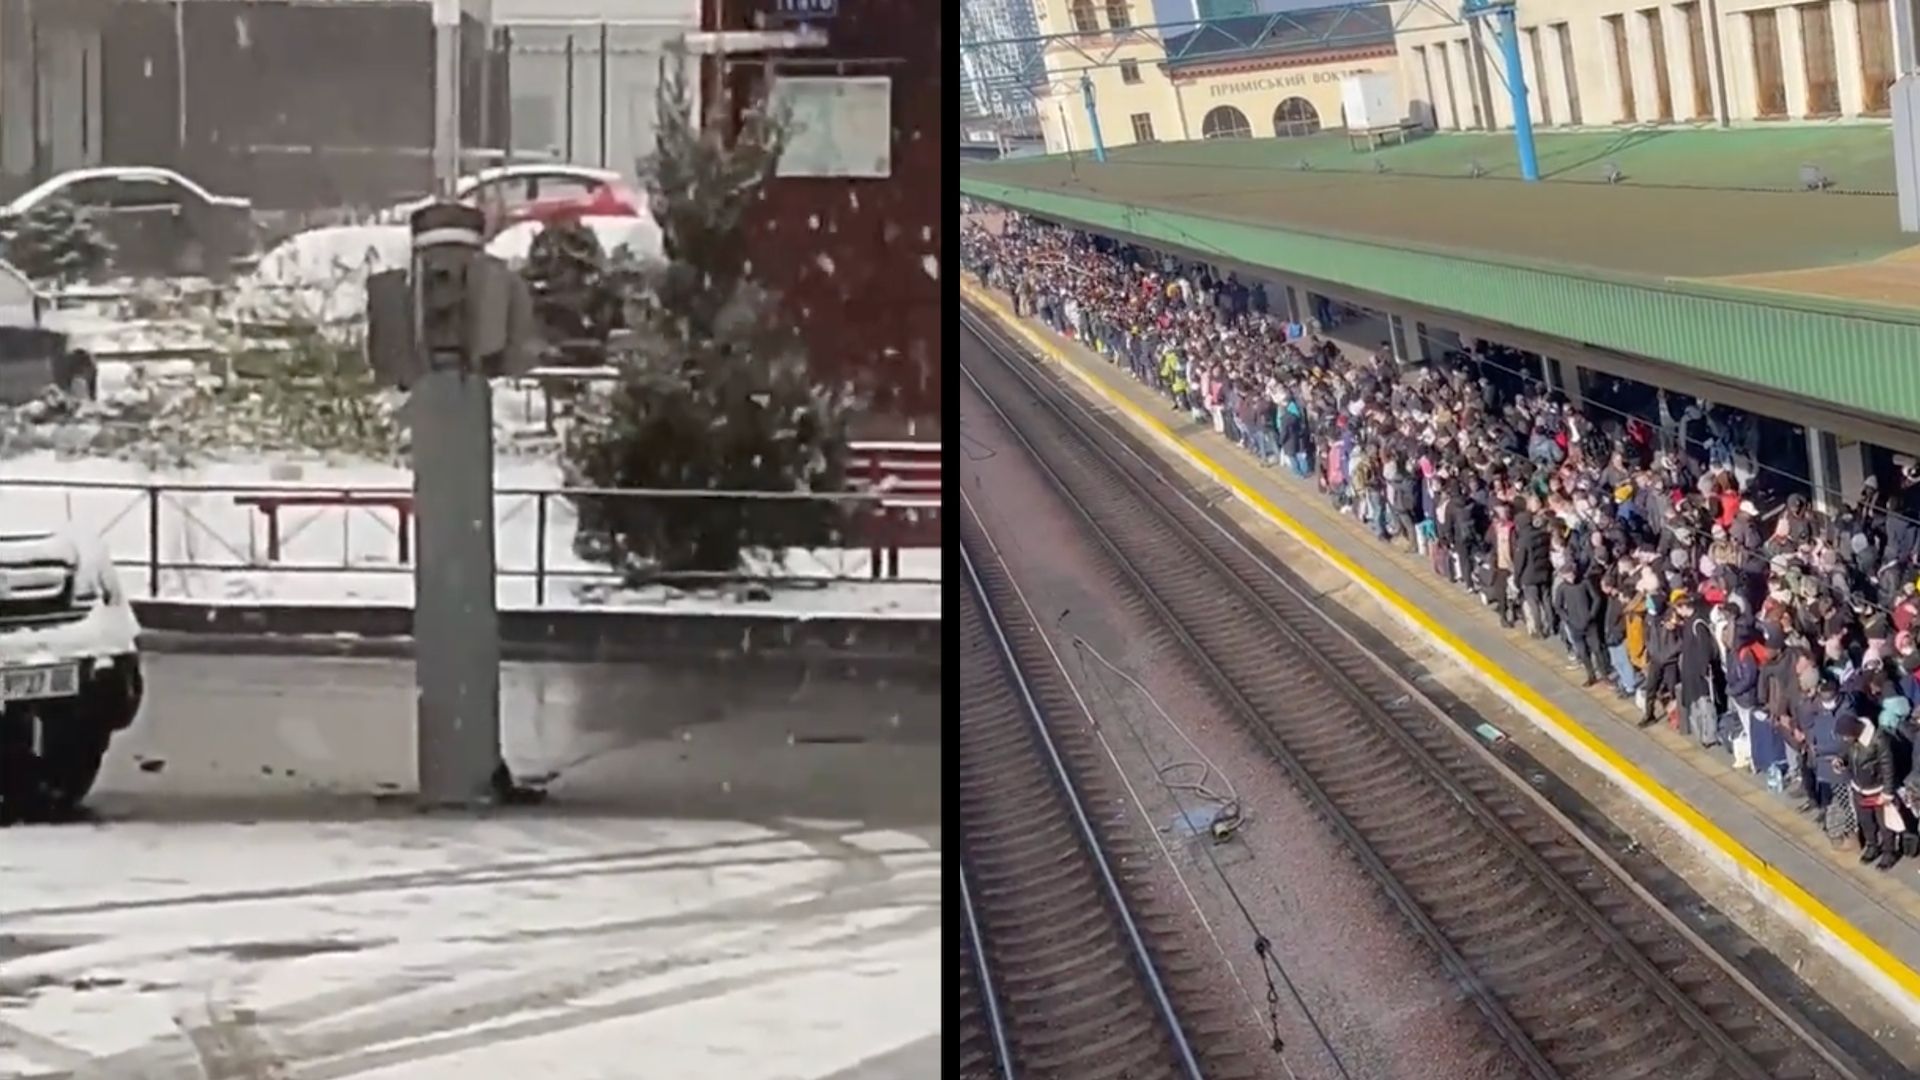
[563,53,861,579]
[0,198,112,284]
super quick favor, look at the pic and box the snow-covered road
[0,815,939,1079]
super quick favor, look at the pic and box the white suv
[0,524,143,822]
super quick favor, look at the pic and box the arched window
[1273,97,1321,137]
[1201,105,1252,139]
[1069,0,1099,33]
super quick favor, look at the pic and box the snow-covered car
[0,257,96,404]
[2,166,256,279]
[382,165,645,235]
[0,525,142,821]
[226,214,661,330]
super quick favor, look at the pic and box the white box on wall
[1341,71,1401,130]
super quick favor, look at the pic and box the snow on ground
[0,449,940,617]
[0,815,938,1079]
[42,308,221,361]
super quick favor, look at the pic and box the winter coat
[1726,642,1765,709]
[1513,516,1553,587]
[1389,471,1421,519]
[1602,594,1629,648]
[1553,577,1601,634]
[1625,608,1649,670]
[1278,402,1305,452]
[1677,617,1722,707]
[1450,499,1484,554]
[1799,699,1847,787]
[1845,729,1896,793]
[1645,618,1680,682]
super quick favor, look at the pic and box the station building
[1032,0,1903,154]
[1032,0,1406,154]
[1396,0,1899,131]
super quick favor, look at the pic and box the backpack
[1824,792,1858,845]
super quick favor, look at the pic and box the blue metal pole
[1494,6,1539,182]
[1080,73,1107,163]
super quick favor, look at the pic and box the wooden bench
[1346,121,1418,152]
[233,492,415,563]
[230,440,942,580]
[849,441,942,579]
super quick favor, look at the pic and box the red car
[388,166,646,235]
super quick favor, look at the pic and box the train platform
[960,276,1920,1028]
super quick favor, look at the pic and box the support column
[416,3,504,807]
[1493,5,1539,181]
[1896,0,1919,74]
[1808,426,1842,516]
[1837,435,1867,504]
[1079,73,1106,163]
[1284,285,1302,324]
[1387,313,1412,364]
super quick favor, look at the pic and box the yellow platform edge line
[960,278,1920,1003]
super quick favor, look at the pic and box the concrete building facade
[1394,0,1899,131]
[1034,0,1407,153]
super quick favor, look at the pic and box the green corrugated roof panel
[973,148,1910,280]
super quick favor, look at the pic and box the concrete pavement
[96,653,941,824]
[0,654,942,1078]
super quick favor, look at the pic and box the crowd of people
[963,211,1920,873]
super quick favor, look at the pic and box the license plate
[0,664,79,703]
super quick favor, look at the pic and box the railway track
[958,539,1254,1080]
[959,304,1869,1080]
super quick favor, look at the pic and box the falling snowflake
[921,255,938,281]
[815,252,836,275]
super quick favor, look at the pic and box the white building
[490,0,696,177]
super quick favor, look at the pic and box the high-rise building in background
[960,0,1044,119]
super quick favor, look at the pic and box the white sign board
[1340,71,1402,131]
[770,76,892,179]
